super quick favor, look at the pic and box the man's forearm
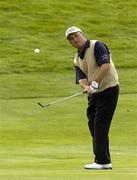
[94,63,110,84]
[79,78,89,89]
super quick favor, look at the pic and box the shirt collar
[78,40,90,59]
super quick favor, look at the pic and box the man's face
[68,32,87,49]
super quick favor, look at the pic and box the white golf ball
[34,48,40,53]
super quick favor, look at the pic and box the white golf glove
[90,81,99,93]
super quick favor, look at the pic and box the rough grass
[0,0,137,74]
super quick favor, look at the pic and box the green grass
[0,95,137,179]
[0,0,137,74]
[0,0,137,179]
[0,68,137,100]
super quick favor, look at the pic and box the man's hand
[84,81,99,94]
[84,86,92,94]
[90,81,99,93]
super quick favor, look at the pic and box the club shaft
[49,92,83,106]
[38,92,83,107]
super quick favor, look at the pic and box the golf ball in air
[34,48,40,53]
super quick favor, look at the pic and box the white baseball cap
[65,26,82,38]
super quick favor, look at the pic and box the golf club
[38,92,85,108]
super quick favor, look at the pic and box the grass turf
[0,95,137,179]
[0,0,137,75]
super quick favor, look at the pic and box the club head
[37,102,49,108]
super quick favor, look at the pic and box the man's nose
[73,37,78,43]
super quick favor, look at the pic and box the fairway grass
[0,94,137,180]
[0,68,137,100]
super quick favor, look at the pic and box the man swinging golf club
[65,26,119,170]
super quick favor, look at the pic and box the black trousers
[87,85,119,164]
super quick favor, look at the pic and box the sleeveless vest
[74,40,119,93]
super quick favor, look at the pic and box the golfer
[65,26,119,170]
